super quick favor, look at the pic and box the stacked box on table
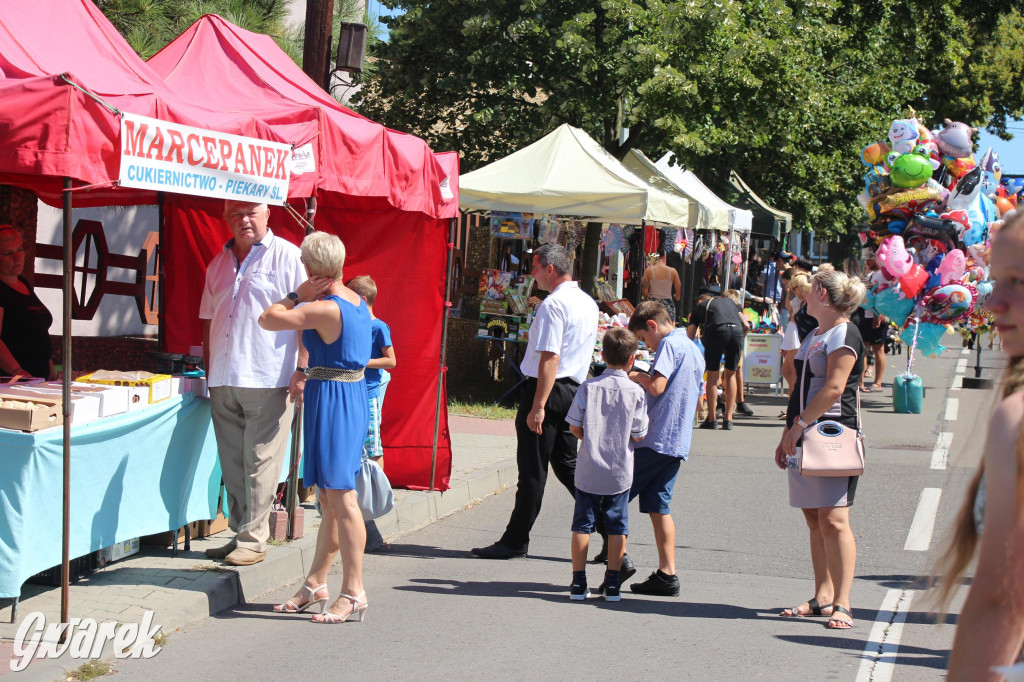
[141,513,229,547]
[77,371,172,404]
[478,312,523,340]
[97,537,140,566]
[0,394,62,431]
[39,382,131,417]
[1,386,101,425]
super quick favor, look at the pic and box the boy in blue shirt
[347,276,397,466]
[565,327,649,601]
[626,301,705,597]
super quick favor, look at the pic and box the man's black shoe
[471,542,526,559]
[595,554,636,594]
[630,570,681,597]
[735,401,754,416]
[699,419,717,430]
[593,541,608,564]
[722,420,733,430]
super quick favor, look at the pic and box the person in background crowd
[0,225,55,380]
[688,290,749,430]
[260,232,372,624]
[775,265,866,629]
[723,289,754,417]
[627,301,704,597]
[473,243,599,560]
[565,327,648,601]
[200,201,306,567]
[761,251,795,325]
[778,271,813,417]
[641,246,681,325]
[932,213,1024,679]
[858,251,889,392]
[346,275,396,467]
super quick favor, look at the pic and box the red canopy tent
[148,15,458,491]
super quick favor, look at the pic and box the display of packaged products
[0,395,62,431]
[78,371,172,404]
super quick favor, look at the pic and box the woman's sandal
[312,591,368,624]
[780,597,833,618]
[273,583,329,614]
[827,605,855,629]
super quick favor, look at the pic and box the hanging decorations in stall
[536,215,562,244]
[856,110,1016,360]
[490,211,535,239]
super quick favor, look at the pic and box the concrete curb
[8,456,518,681]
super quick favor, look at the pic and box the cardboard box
[4,386,101,425]
[0,395,62,432]
[187,376,209,399]
[65,383,130,417]
[78,372,172,404]
[97,537,140,565]
[141,513,230,548]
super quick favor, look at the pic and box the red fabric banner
[162,194,452,491]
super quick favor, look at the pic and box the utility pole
[302,0,334,91]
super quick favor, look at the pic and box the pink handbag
[796,340,865,477]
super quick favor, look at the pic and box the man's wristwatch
[287,292,299,304]
[796,417,810,430]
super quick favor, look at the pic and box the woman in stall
[0,225,55,380]
[641,246,681,324]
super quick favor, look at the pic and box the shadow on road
[776,634,949,671]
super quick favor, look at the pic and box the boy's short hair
[346,275,377,305]
[601,327,638,366]
[628,300,671,332]
[723,289,741,305]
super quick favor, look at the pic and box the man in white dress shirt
[199,201,307,566]
[472,244,599,559]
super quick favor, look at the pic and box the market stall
[148,14,460,492]
[459,124,690,362]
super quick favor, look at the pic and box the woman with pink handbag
[774,265,867,629]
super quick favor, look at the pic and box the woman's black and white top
[787,321,865,431]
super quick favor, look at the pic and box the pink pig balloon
[876,236,913,278]
[936,249,966,284]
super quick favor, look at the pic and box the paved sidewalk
[0,414,517,679]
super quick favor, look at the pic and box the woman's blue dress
[302,294,371,490]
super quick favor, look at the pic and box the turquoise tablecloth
[0,394,222,598]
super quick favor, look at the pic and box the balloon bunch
[856,113,1016,357]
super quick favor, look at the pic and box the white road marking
[956,359,968,373]
[961,347,970,354]
[931,432,954,469]
[950,372,961,390]
[944,398,959,422]
[856,589,916,682]
[904,488,942,551]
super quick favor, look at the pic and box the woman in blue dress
[259,232,372,624]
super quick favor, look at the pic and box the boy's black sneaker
[569,581,590,600]
[735,401,754,416]
[698,419,717,430]
[603,584,621,602]
[630,571,681,597]
[722,420,733,430]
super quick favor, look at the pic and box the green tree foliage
[354,0,1024,239]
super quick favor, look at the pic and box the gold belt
[305,367,365,382]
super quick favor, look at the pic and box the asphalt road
[110,343,997,681]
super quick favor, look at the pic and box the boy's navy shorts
[572,490,629,535]
[630,447,681,515]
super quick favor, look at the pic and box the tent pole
[739,233,750,308]
[722,223,735,291]
[287,198,316,538]
[431,217,457,493]
[60,178,73,635]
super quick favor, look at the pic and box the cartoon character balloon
[922,283,974,322]
[876,236,913,278]
[935,249,966,284]
[934,119,976,159]
[889,119,920,155]
[890,148,934,188]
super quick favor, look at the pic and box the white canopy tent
[653,152,752,233]
[459,124,690,227]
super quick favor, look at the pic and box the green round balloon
[890,153,933,188]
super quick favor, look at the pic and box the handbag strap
[797,323,863,431]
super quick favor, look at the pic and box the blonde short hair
[300,232,346,280]
[789,271,812,299]
[812,267,865,315]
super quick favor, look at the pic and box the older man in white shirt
[200,201,307,566]
[473,243,599,559]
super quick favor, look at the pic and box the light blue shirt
[638,329,705,460]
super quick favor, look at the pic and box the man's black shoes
[735,401,755,416]
[471,542,527,559]
[630,570,681,597]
